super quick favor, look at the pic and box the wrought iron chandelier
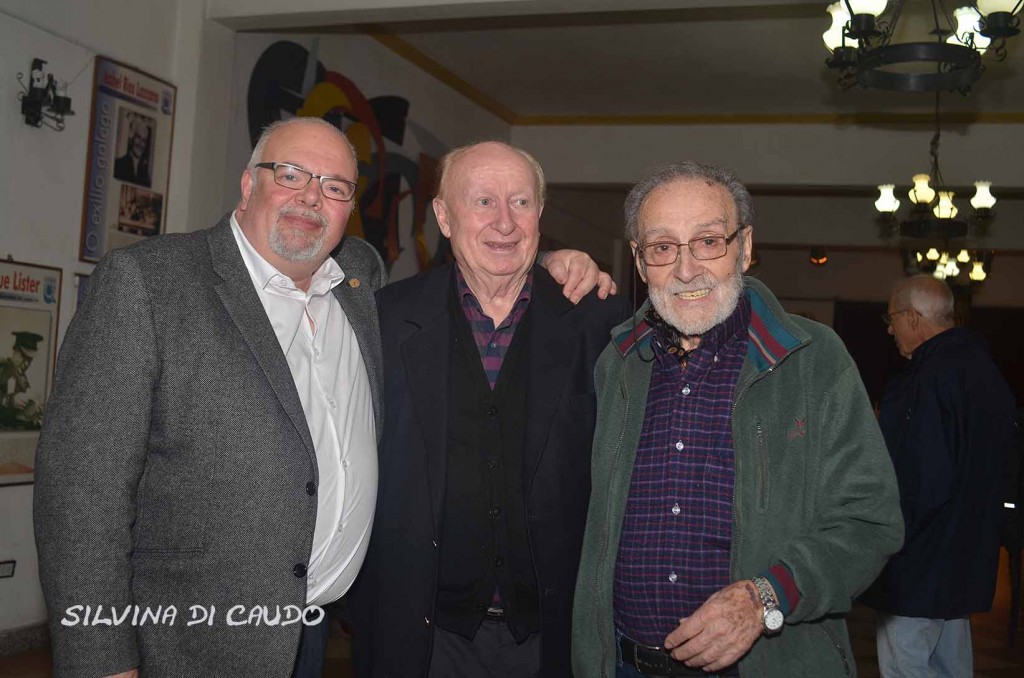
[823,1,1021,92]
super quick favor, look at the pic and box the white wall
[0,0,235,635]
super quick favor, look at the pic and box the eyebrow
[644,218,730,239]
[277,161,352,182]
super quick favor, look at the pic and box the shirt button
[432,540,438,548]
[671,503,681,516]
[713,354,719,363]
[306,481,316,496]
[293,564,307,578]
[338,523,344,533]
[425,617,431,626]
[668,571,678,583]
[489,342,497,349]
[342,459,351,468]
[675,440,684,451]
[681,385,691,396]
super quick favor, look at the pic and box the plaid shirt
[456,268,532,389]
[613,294,751,648]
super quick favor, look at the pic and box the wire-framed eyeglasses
[254,162,358,202]
[637,228,745,267]
[881,309,912,326]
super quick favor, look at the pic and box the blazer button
[487,406,498,417]
[293,563,307,578]
[306,481,316,496]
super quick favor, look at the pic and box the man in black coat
[352,141,629,677]
[863,274,1017,677]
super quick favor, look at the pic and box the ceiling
[287,1,1024,122]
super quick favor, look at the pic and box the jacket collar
[613,277,808,373]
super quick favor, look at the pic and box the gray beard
[648,268,745,338]
[269,208,328,262]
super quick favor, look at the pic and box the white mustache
[664,275,717,295]
[278,205,328,228]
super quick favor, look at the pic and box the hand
[540,250,617,303]
[103,670,138,678]
[662,580,764,672]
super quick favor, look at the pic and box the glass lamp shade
[957,249,971,263]
[939,252,950,265]
[948,6,991,53]
[916,251,924,263]
[926,247,941,261]
[824,2,858,50]
[933,192,959,219]
[969,261,987,281]
[976,1,1022,16]
[933,267,947,280]
[971,181,997,209]
[945,259,960,277]
[847,0,889,16]
[909,174,936,204]
[875,184,900,213]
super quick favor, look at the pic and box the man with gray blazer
[35,117,610,677]
[35,118,384,678]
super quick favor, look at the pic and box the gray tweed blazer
[33,215,385,677]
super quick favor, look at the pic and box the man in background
[113,114,152,187]
[862,274,1017,678]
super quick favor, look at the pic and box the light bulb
[909,174,935,204]
[823,2,858,51]
[916,251,923,263]
[933,267,947,280]
[939,252,949,265]
[977,1,1022,16]
[847,0,889,16]
[971,181,996,210]
[933,192,959,219]
[874,184,900,213]
[945,260,960,277]
[957,249,971,263]
[948,6,991,53]
[969,261,987,281]
[926,247,940,261]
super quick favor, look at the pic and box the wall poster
[79,56,176,263]
[0,259,62,486]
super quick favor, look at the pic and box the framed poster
[79,56,176,263]
[0,260,62,486]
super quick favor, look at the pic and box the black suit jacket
[353,263,629,677]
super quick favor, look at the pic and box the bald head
[436,141,546,205]
[891,275,955,328]
[887,274,955,359]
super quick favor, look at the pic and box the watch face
[765,608,784,632]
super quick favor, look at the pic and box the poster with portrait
[0,260,62,486]
[79,56,176,263]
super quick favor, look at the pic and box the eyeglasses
[254,162,358,202]
[881,309,911,326]
[637,228,746,267]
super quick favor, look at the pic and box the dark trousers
[428,620,540,678]
[292,611,331,678]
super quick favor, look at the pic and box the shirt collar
[455,266,533,315]
[646,292,751,365]
[229,212,345,297]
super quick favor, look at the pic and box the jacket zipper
[756,420,767,511]
[821,622,852,676]
[595,365,631,677]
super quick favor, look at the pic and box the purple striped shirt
[614,295,751,647]
[456,268,532,389]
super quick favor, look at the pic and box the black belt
[619,635,717,677]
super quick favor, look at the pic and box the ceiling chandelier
[823,1,1021,92]
[901,246,993,281]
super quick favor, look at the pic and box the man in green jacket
[572,162,903,678]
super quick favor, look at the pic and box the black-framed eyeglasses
[254,162,358,202]
[881,309,911,326]
[637,227,746,267]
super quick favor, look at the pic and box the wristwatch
[751,576,784,634]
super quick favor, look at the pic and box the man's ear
[740,226,754,273]
[239,170,255,213]
[433,197,452,239]
[630,241,648,284]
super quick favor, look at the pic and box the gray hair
[892,274,955,328]
[435,141,546,204]
[247,117,358,171]
[623,162,754,243]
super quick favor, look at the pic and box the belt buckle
[632,641,666,675]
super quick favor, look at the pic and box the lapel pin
[348,278,360,288]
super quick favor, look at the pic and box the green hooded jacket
[572,278,903,678]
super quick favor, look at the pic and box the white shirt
[230,214,377,606]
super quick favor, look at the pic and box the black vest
[434,288,539,642]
